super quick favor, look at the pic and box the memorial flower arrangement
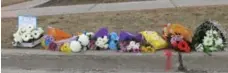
[93,28,109,50]
[118,31,143,52]
[192,20,226,54]
[163,23,192,52]
[140,31,168,53]
[12,25,44,46]
[162,23,193,71]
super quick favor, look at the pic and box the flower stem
[178,51,187,72]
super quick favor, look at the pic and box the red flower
[48,42,57,51]
[177,40,190,53]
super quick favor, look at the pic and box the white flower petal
[70,41,82,52]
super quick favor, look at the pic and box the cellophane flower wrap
[192,20,226,54]
[163,23,193,53]
[140,31,168,53]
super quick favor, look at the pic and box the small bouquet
[118,31,143,53]
[12,25,44,47]
[92,27,109,50]
[108,32,119,51]
[192,20,226,54]
[140,31,168,53]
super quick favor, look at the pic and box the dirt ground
[1,0,30,7]
[2,5,228,48]
[36,0,152,7]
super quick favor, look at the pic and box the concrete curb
[2,49,228,57]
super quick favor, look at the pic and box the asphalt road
[2,49,228,73]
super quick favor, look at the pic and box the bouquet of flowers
[140,31,168,53]
[12,25,44,47]
[118,31,143,53]
[163,23,193,53]
[192,20,226,54]
[92,27,109,50]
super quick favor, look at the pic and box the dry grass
[2,5,228,48]
[2,0,30,7]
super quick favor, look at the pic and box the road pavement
[2,49,228,73]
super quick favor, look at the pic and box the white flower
[78,34,89,46]
[25,25,35,33]
[203,36,213,46]
[127,41,135,51]
[133,43,140,50]
[206,29,213,37]
[70,41,82,52]
[209,47,217,51]
[95,36,109,49]
[215,38,223,47]
[212,30,218,35]
[13,35,23,43]
[196,44,204,52]
[21,33,32,42]
[31,30,42,39]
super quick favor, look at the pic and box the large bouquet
[163,23,193,53]
[192,20,226,54]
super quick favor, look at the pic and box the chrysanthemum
[206,29,213,37]
[203,36,213,46]
[215,38,223,47]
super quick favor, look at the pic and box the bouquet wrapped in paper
[140,31,168,53]
[192,20,226,54]
[163,23,192,53]
[41,27,92,53]
[118,31,143,53]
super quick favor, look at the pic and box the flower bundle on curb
[41,27,93,53]
[118,31,143,53]
[163,23,192,53]
[12,25,44,47]
[13,20,227,54]
[192,20,226,54]
[140,31,168,53]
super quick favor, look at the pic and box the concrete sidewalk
[2,0,228,18]
[2,0,50,11]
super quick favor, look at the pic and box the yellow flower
[41,38,48,49]
[141,46,156,53]
[140,31,168,50]
[60,43,72,53]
